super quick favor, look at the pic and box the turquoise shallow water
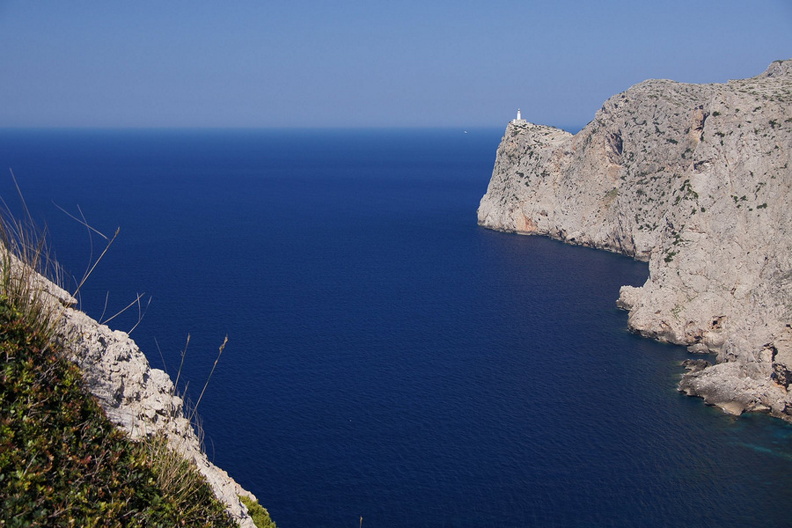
[2,128,792,527]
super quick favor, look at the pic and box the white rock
[48,290,260,527]
[479,60,792,421]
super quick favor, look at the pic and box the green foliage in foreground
[0,295,236,527]
[240,495,277,528]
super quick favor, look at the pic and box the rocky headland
[478,60,792,420]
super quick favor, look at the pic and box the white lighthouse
[512,109,526,124]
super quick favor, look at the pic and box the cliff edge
[27,269,263,526]
[478,60,792,420]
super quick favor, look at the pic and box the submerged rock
[479,60,792,421]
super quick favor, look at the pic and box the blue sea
[2,128,792,527]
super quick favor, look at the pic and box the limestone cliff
[478,60,792,420]
[35,273,261,527]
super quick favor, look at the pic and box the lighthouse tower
[512,109,526,124]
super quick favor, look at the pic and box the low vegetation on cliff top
[0,197,275,526]
[0,294,239,526]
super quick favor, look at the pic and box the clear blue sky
[1,0,789,129]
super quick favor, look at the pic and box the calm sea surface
[2,128,792,527]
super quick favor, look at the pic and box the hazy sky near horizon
[1,1,790,129]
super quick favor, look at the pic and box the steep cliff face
[478,60,792,420]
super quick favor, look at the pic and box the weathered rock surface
[478,60,792,421]
[40,278,259,527]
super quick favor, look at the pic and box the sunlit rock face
[37,279,260,527]
[479,60,792,421]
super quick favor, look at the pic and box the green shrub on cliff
[0,295,237,526]
[240,495,277,528]
[0,193,241,526]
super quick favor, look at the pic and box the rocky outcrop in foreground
[479,60,792,420]
[38,277,259,527]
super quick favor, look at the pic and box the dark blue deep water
[2,128,792,527]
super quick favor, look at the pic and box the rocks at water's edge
[478,60,792,421]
